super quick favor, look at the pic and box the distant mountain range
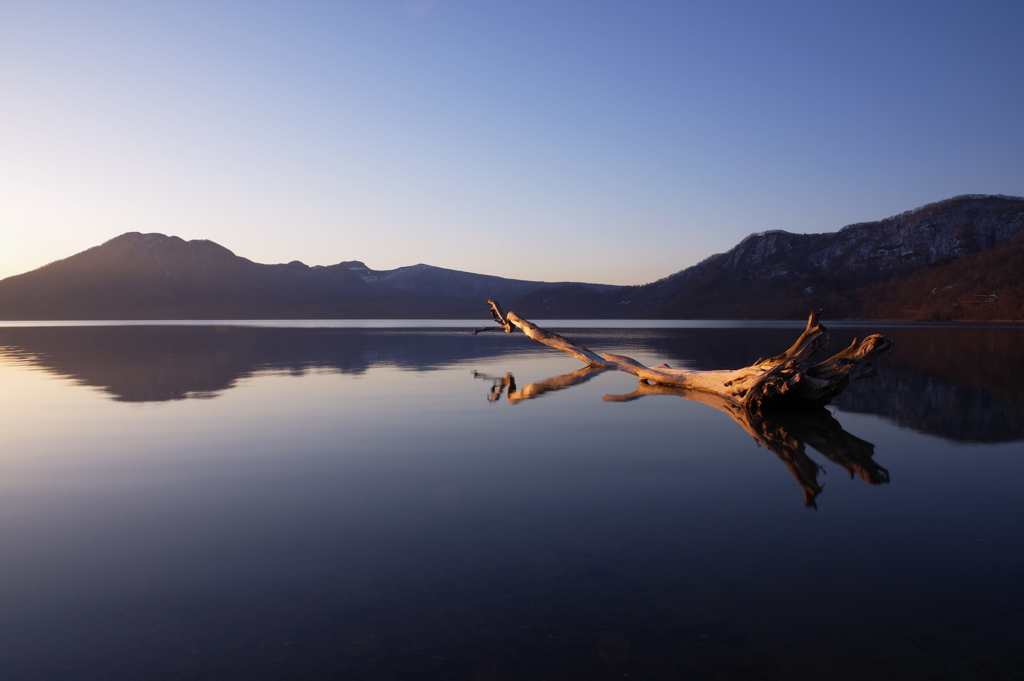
[0,232,615,319]
[1,194,1022,320]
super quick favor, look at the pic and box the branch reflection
[472,367,610,404]
[476,369,889,508]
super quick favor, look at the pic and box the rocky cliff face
[672,194,1024,287]
[641,194,1024,319]
[506,194,1024,320]
[808,195,1024,275]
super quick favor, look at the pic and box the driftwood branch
[471,300,516,335]
[472,302,893,507]
[474,301,893,410]
[476,369,889,508]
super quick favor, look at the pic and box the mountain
[350,261,617,305]
[848,229,1024,320]
[0,232,614,319]
[1,194,1022,320]
[511,194,1024,320]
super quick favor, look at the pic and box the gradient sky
[2,0,1022,285]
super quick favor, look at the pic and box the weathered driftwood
[473,299,893,410]
[472,301,893,507]
[473,367,889,508]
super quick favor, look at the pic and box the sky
[1,0,1022,286]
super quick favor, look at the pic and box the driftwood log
[473,299,893,411]
[473,367,889,508]
[472,301,894,507]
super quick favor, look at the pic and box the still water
[0,322,1022,680]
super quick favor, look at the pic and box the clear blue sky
[2,0,1022,285]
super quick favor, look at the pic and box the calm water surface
[0,322,1022,680]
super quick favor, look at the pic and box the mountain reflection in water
[1,323,1020,444]
[2,322,1023,680]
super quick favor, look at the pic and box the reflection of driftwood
[473,299,893,507]
[471,371,517,402]
[605,383,888,507]
[477,369,889,508]
[780,409,889,487]
[473,367,608,404]
[474,300,892,411]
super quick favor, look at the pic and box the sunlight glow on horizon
[2,1,1022,286]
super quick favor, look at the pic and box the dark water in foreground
[0,322,1022,680]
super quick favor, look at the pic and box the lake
[1,321,1022,680]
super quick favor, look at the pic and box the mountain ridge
[1,194,1022,320]
[0,231,615,319]
[512,194,1024,320]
